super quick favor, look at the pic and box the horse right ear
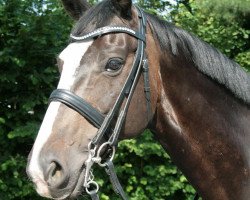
[111,0,132,19]
[61,0,91,20]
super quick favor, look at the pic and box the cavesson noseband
[49,6,150,200]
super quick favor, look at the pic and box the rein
[49,6,150,200]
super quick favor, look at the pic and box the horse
[26,0,250,199]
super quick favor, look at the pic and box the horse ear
[111,0,132,19]
[61,0,91,20]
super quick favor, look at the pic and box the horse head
[26,0,159,199]
[27,0,250,199]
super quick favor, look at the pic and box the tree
[171,0,250,72]
[0,0,72,198]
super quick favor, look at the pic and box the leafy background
[0,0,249,199]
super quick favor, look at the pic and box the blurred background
[0,0,249,199]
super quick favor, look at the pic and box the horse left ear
[61,0,91,20]
[111,0,132,19]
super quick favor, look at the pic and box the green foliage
[235,51,250,72]
[0,0,249,199]
[137,0,173,16]
[94,131,196,200]
[200,0,250,22]
[172,0,250,71]
[118,131,196,200]
[0,0,72,198]
[0,155,37,199]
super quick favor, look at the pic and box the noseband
[49,6,150,200]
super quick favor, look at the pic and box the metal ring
[85,181,99,195]
[96,142,116,167]
[88,141,97,152]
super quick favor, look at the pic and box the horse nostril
[46,161,68,189]
[48,162,61,183]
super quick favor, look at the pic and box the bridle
[48,5,201,200]
[49,6,150,200]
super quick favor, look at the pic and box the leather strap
[49,89,104,128]
[194,193,199,200]
[142,58,151,122]
[92,6,148,146]
[89,191,100,200]
[105,160,128,200]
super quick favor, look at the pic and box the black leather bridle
[49,6,201,200]
[49,6,150,200]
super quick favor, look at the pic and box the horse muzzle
[27,149,87,200]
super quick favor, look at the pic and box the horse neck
[151,50,250,200]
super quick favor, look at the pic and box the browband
[70,26,146,42]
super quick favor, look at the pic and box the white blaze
[28,40,93,196]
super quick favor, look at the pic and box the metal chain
[84,140,128,200]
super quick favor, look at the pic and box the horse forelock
[146,13,250,105]
[71,0,116,37]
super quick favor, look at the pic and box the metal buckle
[94,142,116,167]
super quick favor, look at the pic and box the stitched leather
[49,89,104,128]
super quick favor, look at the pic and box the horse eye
[105,58,124,72]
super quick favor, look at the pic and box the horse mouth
[68,168,86,199]
[46,166,86,200]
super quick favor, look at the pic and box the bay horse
[26,0,250,199]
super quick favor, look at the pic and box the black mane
[146,13,250,105]
[72,0,250,104]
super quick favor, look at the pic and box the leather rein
[49,6,150,200]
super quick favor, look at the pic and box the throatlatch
[49,6,149,200]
